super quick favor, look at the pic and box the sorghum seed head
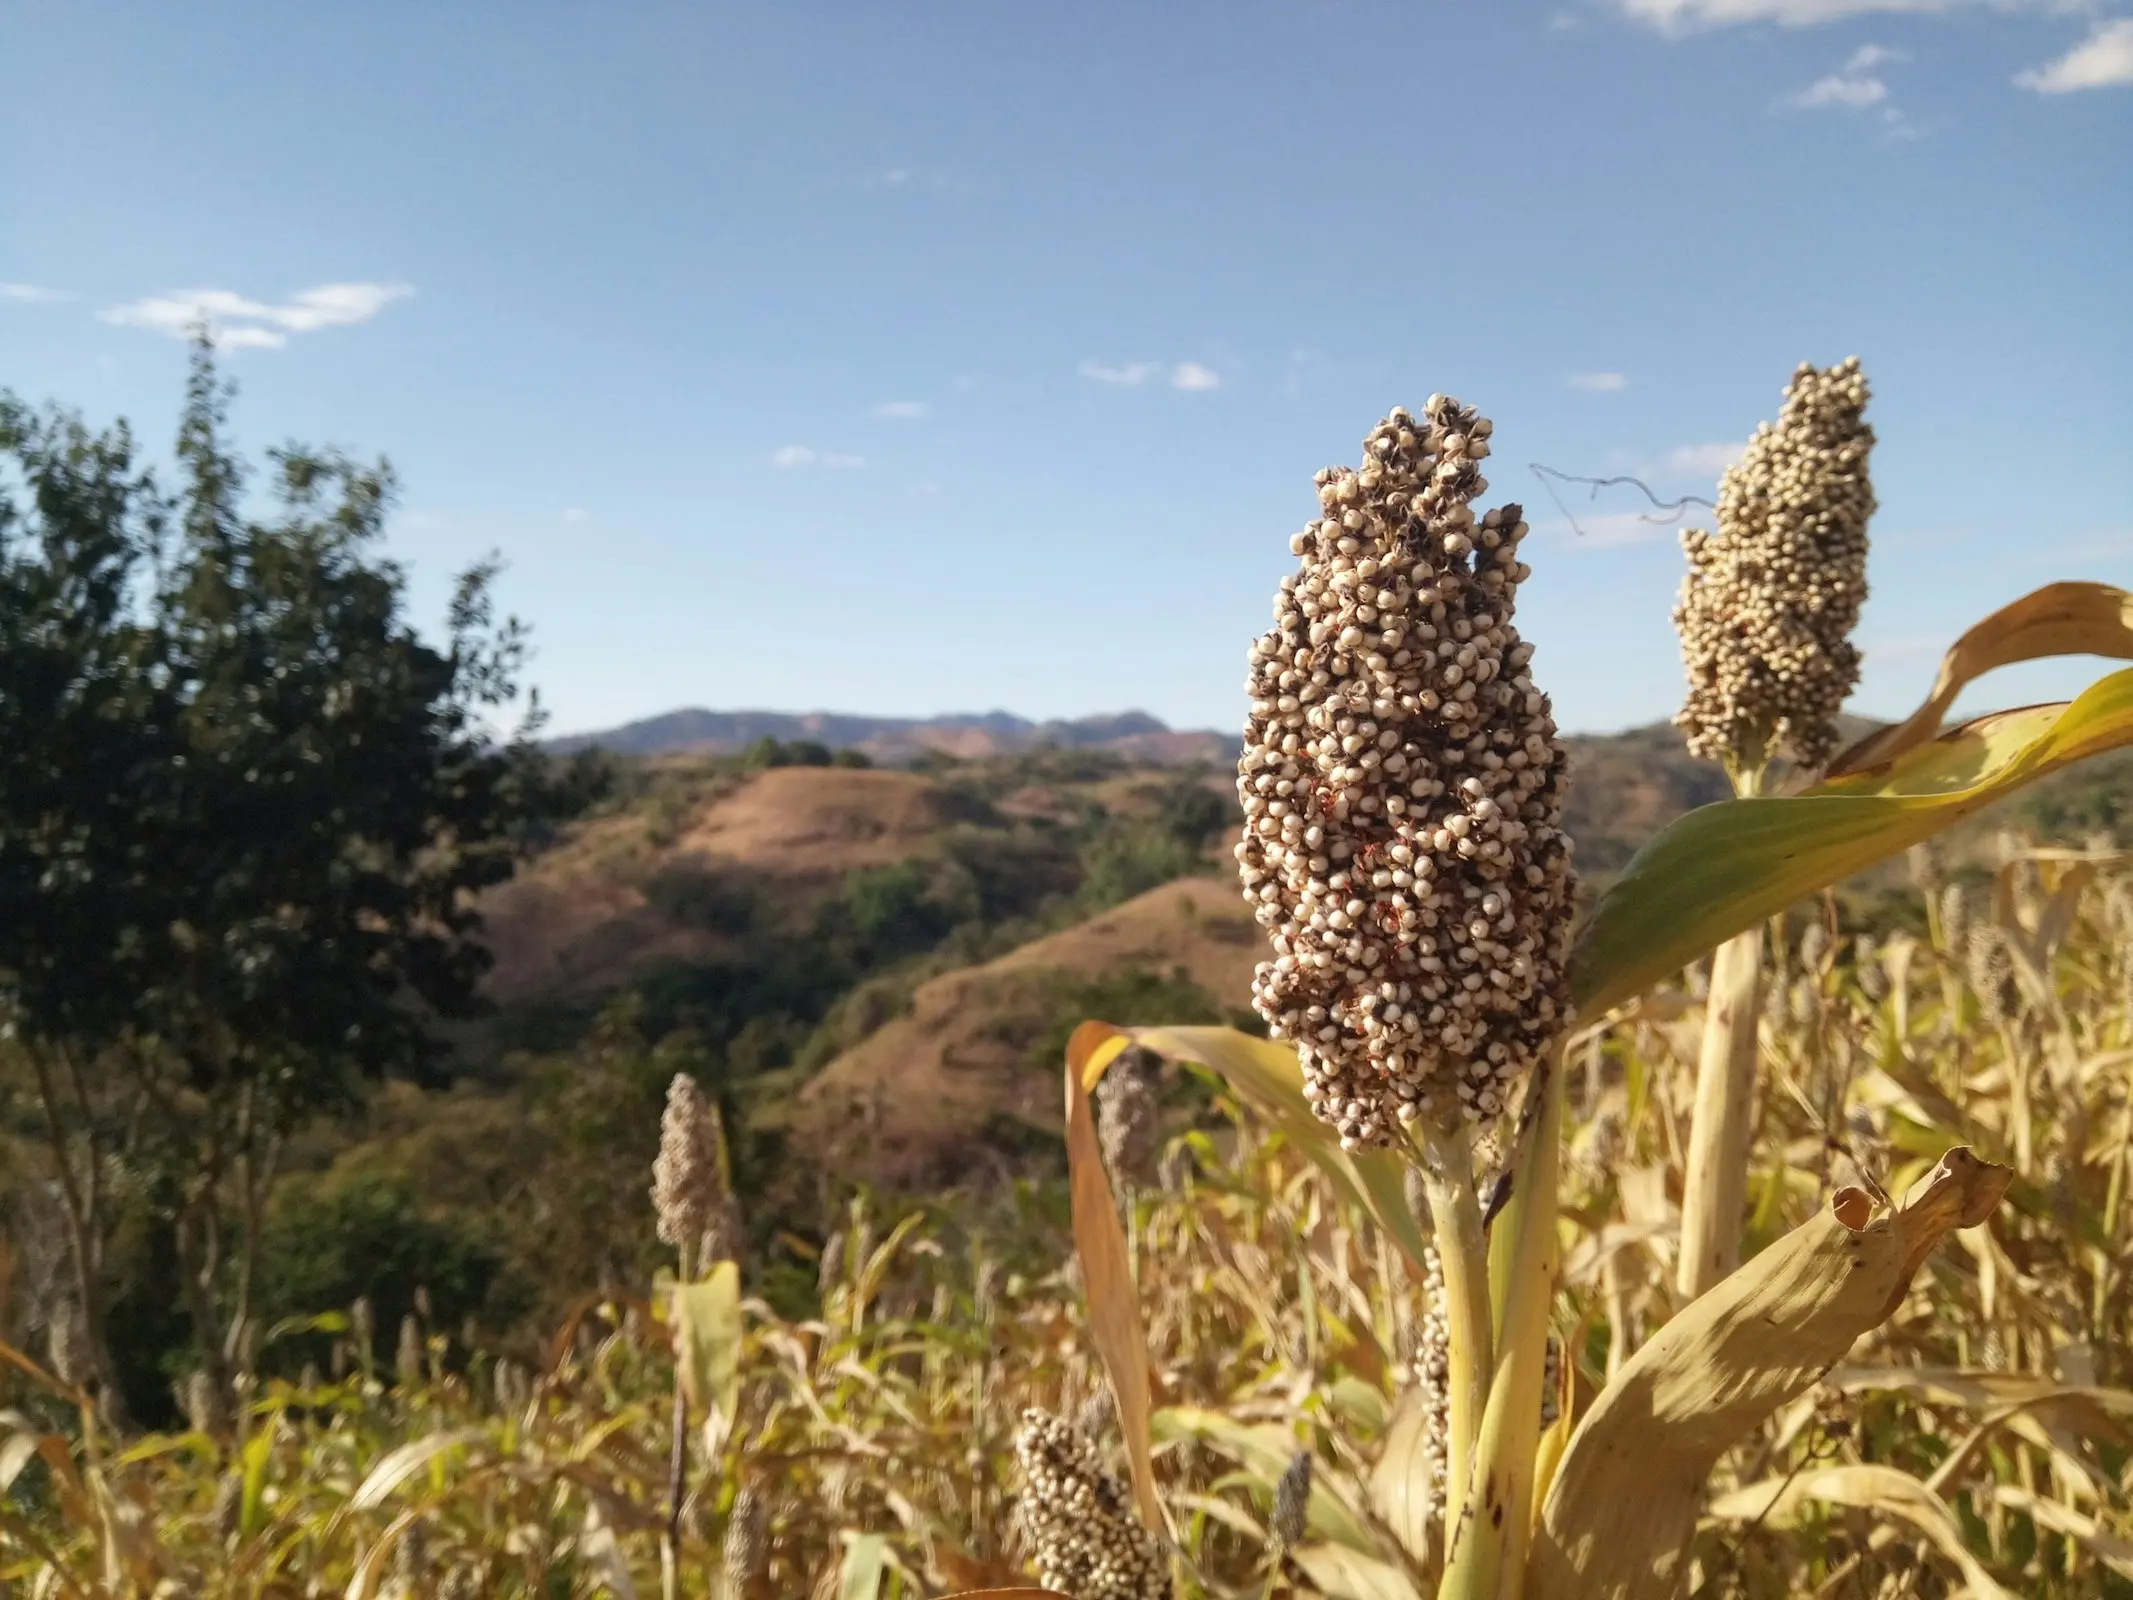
[1272,1450,1313,1545]
[390,1519,429,1587]
[210,1474,242,1543]
[1855,936,1889,1003]
[1938,885,1969,955]
[1800,921,1831,973]
[1907,842,1942,895]
[817,1232,846,1294]
[1095,1047,1163,1189]
[652,1072,729,1264]
[722,1484,769,1596]
[1674,358,1875,774]
[1411,1246,1451,1514]
[1540,1336,1564,1430]
[1239,400,1577,1146]
[396,1314,424,1387]
[1013,1407,1171,1600]
[1966,925,2018,1026]
[1077,1384,1118,1448]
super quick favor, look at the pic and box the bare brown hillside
[793,874,1261,1186]
[478,767,969,1004]
[673,767,967,874]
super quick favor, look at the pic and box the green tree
[0,340,556,1425]
[0,392,170,1422]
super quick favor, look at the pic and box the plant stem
[1678,922,1767,1302]
[1437,1048,1563,1600]
[1411,1114,1492,1521]
[664,1372,686,1600]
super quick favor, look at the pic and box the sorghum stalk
[1672,358,1874,1301]
[1438,1046,1563,1600]
[1238,396,1577,1592]
[651,1072,722,1600]
[1412,1117,1492,1514]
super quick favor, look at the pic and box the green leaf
[838,1531,888,1600]
[238,1426,273,1538]
[672,1259,742,1420]
[1573,667,2133,1019]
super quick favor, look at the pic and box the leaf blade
[1063,1019,1165,1539]
[1573,667,2133,1018]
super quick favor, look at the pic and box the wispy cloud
[1079,359,1161,387]
[1079,358,1222,390]
[770,444,865,470]
[1785,42,1909,114]
[871,400,933,421]
[1541,510,1686,549]
[560,507,589,524]
[1790,68,1889,105]
[1,281,73,304]
[1666,440,1746,477]
[2016,18,2133,91]
[99,282,413,349]
[1618,0,2086,32]
[1566,371,1630,392]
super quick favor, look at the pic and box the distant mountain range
[545,707,1241,767]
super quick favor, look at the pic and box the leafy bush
[254,1170,508,1369]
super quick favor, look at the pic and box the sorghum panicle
[1095,1046,1163,1189]
[1412,1246,1451,1510]
[1013,1407,1171,1600]
[1272,1450,1313,1546]
[1674,357,1875,774]
[1238,398,1576,1148]
[722,1484,769,1597]
[652,1072,727,1264]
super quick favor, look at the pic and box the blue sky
[3,1,2128,741]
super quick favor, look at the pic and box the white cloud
[1567,371,1630,392]
[1170,361,1222,391]
[1619,0,2086,31]
[770,445,864,469]
[1079,359,1161,387]
[99,281,413,349]
[0,281,72,304]
[560,507,589,524]
[1666,440,1746,477]
[2016,18,2133,90]
[1845,41,1907,68]
[1790,68,1891,105]
[871,400,932,421]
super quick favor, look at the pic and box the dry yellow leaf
[1529,1146,2010,1600]
[1062,1019,1166,1539]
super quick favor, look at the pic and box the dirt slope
[794,873,1263,1185]
[478,767,965,1004]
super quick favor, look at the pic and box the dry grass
[4,842,2130,1598]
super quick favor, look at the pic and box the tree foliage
[0,340,560,1416]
